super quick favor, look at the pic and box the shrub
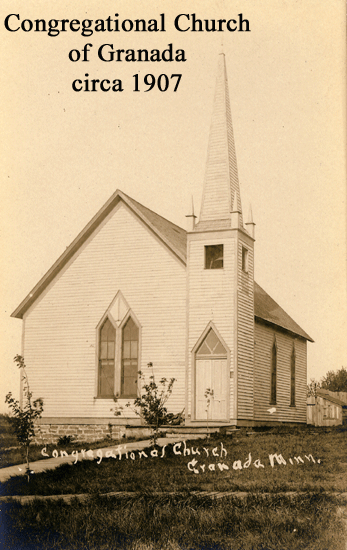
[133,363,176,445]
[57,435,74,446]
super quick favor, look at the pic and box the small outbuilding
[307,389,346,427]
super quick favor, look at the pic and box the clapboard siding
[23,203,186,418]
[237,238,254,420]
[254,321,307,423]
[187,233,236,419]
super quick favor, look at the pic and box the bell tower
[186,54,255,426]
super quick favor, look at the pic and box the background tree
[320,367,347,392]
[5,355,44,480]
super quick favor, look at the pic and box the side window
[205,245,223,269]
[290,345,295,406]
[121,317,138,397]
[270,339,277,404]
[98,318,115,397]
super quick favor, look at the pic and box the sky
[1,0,346,412]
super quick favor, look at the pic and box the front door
[194,328,228,421]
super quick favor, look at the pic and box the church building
[12,55,313,442]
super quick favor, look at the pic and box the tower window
[205,245,223,269]
[242,247,249,272]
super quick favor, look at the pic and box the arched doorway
[194,327,228,421]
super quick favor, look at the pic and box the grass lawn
[1,427,347,495]
[2,493,346,550]
[1,427,347,549]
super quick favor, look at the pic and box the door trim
[191,321,231,422]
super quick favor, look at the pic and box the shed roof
[316,389,347,406]
[11,190,313,342]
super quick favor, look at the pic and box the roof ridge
[121,191,186,233]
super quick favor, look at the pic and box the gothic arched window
[270,339,277,405]
[98,318,115,397]
[290,344,295,406]
[121,317,138,397]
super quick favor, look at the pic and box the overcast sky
[1,0,346,411]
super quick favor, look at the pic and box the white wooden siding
[237,238,254,420]
[187,233,236,419]
[23,203,186,418]
[254,322,307,423]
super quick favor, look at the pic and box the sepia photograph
[1,1,346,548]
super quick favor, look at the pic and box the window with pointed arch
[98,315,139,398]
[290,344,296,406]
[121,317,139,398]
[196,328,227,357]
[270,338,277,405]
[98,318,115,397]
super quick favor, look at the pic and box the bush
[57,435,74,446]
[133,363,176,445]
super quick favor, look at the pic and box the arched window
[270,339,277,404]
[290,344,295,406]
[196,328,227,357]
[121,317,138,397]
[98,318,115,397]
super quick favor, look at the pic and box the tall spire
[197,54,243,229]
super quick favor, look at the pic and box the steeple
[197,54,243,230]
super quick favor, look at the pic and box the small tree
[5,355,43,480]
[133,363,176,445]
[307,378,320,397]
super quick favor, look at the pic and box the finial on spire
[245,204,256,239]
[186,195,197,231]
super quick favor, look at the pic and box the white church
[12,55,313,442]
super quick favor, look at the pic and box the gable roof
[11,190,313,342]
[11,189,186,319]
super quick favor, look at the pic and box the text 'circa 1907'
[41,440,321,474]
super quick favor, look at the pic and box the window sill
[94,396,136,400]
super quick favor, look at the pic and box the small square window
[205,245,223,269]
[242,247,249,272]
